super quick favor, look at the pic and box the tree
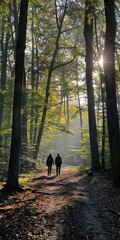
[103,0,120,186]
[3,0,29,191]
[20,70,29,163]
[84,0,101,170]
[94,8,106,169]
[33,0,69,160]
[0,18,10,157]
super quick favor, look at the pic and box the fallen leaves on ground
[0,167,120,240]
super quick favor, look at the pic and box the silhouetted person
[55,154,62,175]
[46,154,54,176]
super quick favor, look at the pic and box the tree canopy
[0,0,120,188]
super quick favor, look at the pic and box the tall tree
[20,70,29,163]
[104,0,120,186]
[84,0,101,170]
[33,0,68,160]
[30,5,35,147]
[3,0,29,191]
[0,18,9,156]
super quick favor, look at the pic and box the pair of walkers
[46,154,62,176]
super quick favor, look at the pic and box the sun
[98,57,104,68]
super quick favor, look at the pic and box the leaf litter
[0,166,120,239]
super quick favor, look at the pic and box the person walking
[55,154,62,175]
[46,154,54,176]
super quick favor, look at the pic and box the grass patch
[19,172,35,184]
[63,164,89,176]
[36,162,46,170]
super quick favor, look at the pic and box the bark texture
[4,0,29,191]
[104,0,120,186]
[84,0,100,170]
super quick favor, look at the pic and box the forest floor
[0,166,120,240]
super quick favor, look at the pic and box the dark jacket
[55,155,62,166]
[46,154,54,166]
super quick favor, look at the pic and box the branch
[53,51,85,71]
[46,121,74,134]
[47,96,76,110]
[61,24,82,34]
[112,1,120,13]
[110,208,120,216]
[55,0,59,29]
[53,56,76,71]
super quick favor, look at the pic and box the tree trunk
[13,0,19,40]
[100,74,106,169]
[94,13,106,169]
[75,57,83,137]
[33,44,39,144]
[20,70,29,161]
[30,6,35,148]
[84,0,100,170]
[3,0,29,191]
[66,84,69,126]
[0,21,9,158]
[104,0,120,186]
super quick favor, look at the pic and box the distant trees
[33,0,69,160]
[0,1,20,165]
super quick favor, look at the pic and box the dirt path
[0,167,120,239]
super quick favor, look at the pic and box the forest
[0,0,120,189]
[0,0,120,239]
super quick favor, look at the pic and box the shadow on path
[0,167,117,240]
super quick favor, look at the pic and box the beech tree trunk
[21,70,28,161]
[100,74,106,169]
[3,0,29,191]
[94,12,106,169]
[30,7,35,148]
[0,22,9,157]
[104,0,120,186]
[84,0,100,170]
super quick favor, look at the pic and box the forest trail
[0,166,120,240]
